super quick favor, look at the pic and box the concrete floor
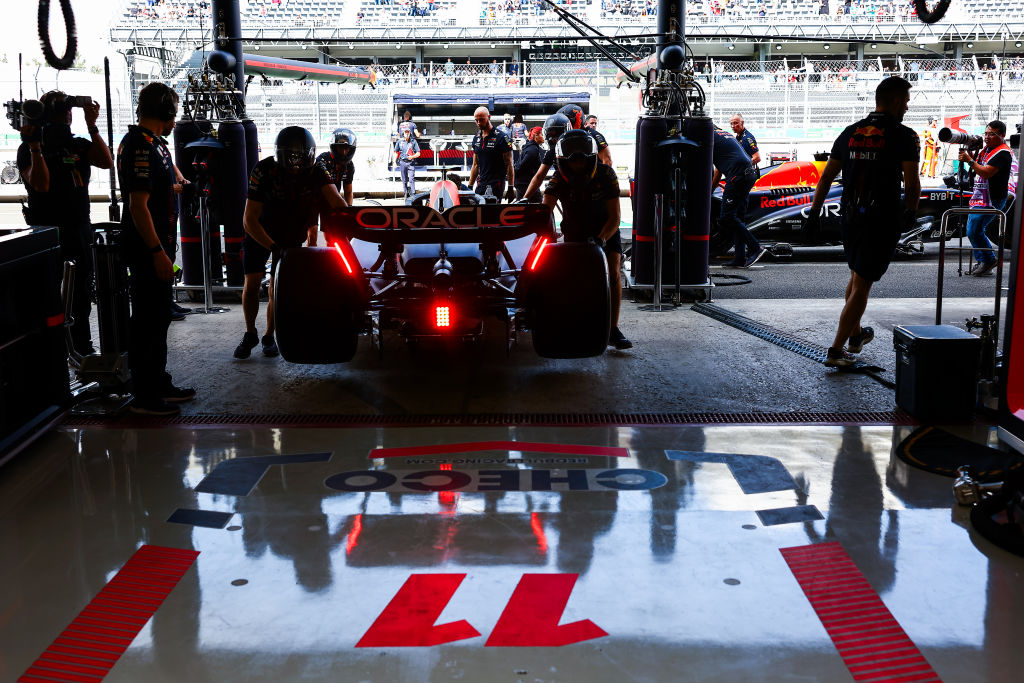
[2,421,1022,682]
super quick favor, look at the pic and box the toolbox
[893,325,981,420]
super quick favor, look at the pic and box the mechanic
[316,127,357,208]
[729,113,761,167]
[519,112,571,201]
[397,110,421,139]
[468,106,515,202]
[584,114,613,166]
[713,127,765,268]
[446,172,470,191]
[116,82,194,415]
[234,126,349,360]
[959,120,1013,277]
[542,129,632,351]
[921,118,938,178]
[804,76,919,368]
[17,90,114,358]
[514,126,545,202]
[510,113,528,165]
[394,128,420,198]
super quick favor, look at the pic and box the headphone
[137,84,179,122]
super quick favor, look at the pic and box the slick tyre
[273,247,364,363]
[523,242,610,358]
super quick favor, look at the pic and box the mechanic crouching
[542,129,632,350]
[234,126,349,359]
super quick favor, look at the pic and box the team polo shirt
[315,151,355,188]
[247,157,332,244]
[472,127,512,184]
[398,120,418,137]
[830,111,920,220]
[586,127,609,152]
[544,162,619,242]
[712,129,753,178]
[736,129,759,162]
[117,124,177,247]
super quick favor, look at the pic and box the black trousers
[125,245,172,399]
[60,222,96,352]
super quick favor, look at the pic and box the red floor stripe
[19,545,198,683]
[781,542,942,683]
[368,440,629,459]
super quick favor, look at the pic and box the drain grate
[60,410,919,429]
[692,302,894,388]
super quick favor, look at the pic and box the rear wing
[323,204,555,248]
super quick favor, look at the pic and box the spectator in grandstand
[542,129,631,351]
[713,128,763,269]
[316,127,357,209]
[236,127,348,361]
[729,114,761,167]
[398,110,422,139]
[490,59,502,86]
[514,126,545,202]
[395,128,421,198]
[468,106,515,202]
[444,57,455,84]
[804,76,919,368]
[959,121,1013,277]
[582,114,613,166]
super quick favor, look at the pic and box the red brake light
[333,242,354,274]
[529,237,549,271]
[435,305,451,328]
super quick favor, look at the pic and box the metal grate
[60,411,919,430]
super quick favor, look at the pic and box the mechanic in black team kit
[583,113,613,166]
[469,106,515,202]
[520,112,571,201]
[543,129,632,351]
[234,126,350,360]
[713,127,765,268]
[514,126,545,202]
[316,127,358,211]
[804,76,920,368]
[117,82,194,415]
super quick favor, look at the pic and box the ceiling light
[444,43,449,49]
[870,43,877,49]
[253,45,260,51]
[775,44,782,51]
[1017,41,1022,48]
[348,43,354,50]
[823,43,830,50]
[728,43,735,51]
[967,42,974,48]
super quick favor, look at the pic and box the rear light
[333,242,354,274]
[435,305,451,328]
[528,237,549,271]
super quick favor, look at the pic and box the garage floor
[3,292,1024,682]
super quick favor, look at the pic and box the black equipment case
[893,324,981,420]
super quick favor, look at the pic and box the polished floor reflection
[2,424,1022,682]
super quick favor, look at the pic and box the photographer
[958,121,1013,277]
[17,91,114,357]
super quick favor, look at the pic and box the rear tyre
[522,242,610,358]
[274,247,364,363]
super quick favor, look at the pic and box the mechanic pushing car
[542,129,632,351]
[316,127,357,209]
[468,106,515,202]
[520,112,571,201]
[713,127,766,268]
[234,126,350,360]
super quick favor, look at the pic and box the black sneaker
[171,307,187,322]
[262,334,280,357]
[824,347,857,368]
[744,247,767,268]
[234,331,259,359]
[161,385,197,402]
[847,326,875,354]
[171,302,192,315]
[609,327,633,350]
[128,397,181,416]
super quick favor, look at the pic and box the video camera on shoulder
[938,127,984,151]
[4,98,45,129]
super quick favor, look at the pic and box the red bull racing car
[710,159,972,257]
[272,180,612,363]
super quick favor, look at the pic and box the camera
[1010,123,1021,150]
[46,95,92,118]
[4,99,45,130]
[942,173,973,191]
[938,127,984,150]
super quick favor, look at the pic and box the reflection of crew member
[397,110,421,139]
[468,106,515,202]
[520,112,570,200]
[18,90,114,357]
[394,129,420,198]
[959,120,1013,277]
[116,82,195,415]
[543,129,632,350]
[922,118,938,178]
[729,113,761,167]
[713,128,764,268]
[514,126,545,202]
[316,127,357,206]
[805,76,919,368]
[584,114,613,166]
[235,126,348,360]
